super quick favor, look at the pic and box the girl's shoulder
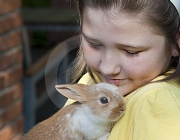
[108,79,180,140]
[126,78,180,105]
[124,78,180,124]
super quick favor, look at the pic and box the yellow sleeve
[130,89,180,140]
[108,82,180,140]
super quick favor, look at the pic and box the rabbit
[22,83,126,140]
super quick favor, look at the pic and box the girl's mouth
[107,79,121,86]
[93,71,126,86]
[103,77,125,86]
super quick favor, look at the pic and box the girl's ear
[55,84,88,102]
[172,28,180,57]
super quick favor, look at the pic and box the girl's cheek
[123,57,150,78]
[82,46,101,68]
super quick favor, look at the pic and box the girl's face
[81,8,174,95]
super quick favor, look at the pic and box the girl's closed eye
[88,41,103,49]
[124,50,141,57]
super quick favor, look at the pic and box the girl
[66,0,180,139]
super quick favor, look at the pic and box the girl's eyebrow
[82,32,99,42]
[82,32,147,49]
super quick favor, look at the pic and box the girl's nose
[99,52,121,76]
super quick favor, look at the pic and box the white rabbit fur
[22,83,126,140]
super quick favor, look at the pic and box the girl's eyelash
[124,50,140,57]
[88,42,102,49]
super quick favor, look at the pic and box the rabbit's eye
[100,97,108,104]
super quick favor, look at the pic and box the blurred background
[0,0,79,139]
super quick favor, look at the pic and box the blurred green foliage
[31,31,49,48]
[22,0,51,48]
[23,0,51,7]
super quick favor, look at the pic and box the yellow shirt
[65,73,180,140]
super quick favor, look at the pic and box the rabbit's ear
[55,84,88,102]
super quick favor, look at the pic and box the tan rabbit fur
[22,83,126,140]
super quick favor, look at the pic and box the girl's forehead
[83,7,161,36]
[83,7,149,30]
[83,7,145,23]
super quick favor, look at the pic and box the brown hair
[71,0,180,83]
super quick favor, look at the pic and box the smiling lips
[104,77,125,86]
